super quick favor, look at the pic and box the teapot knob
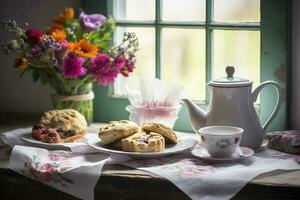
[226,66,235,78]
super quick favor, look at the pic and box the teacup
[198,126,243,158]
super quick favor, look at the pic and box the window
[112,0,260,102]
[84,0,290,132]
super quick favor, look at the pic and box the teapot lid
[209,66,253,87]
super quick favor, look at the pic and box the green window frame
[84,0,291,132]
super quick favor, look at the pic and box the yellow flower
[51,30,66,43]
[68,40,98,58]
[14,57,28,70]
[54,7,74,24]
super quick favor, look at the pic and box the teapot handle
[252,81,282,132]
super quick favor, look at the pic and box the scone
[99,120,140,145]
[142,122,177,144]
[49,109,87,142]
[39,128,62,143]
[122,132,165,152]
[32,109,87,143]
[107,140,123,150]
[32,125,45,140]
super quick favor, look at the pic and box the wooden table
[1,119,300,200]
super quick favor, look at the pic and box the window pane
[162,0,205,22]
[114,0,155,21]
[212,30,260,89]
[114,27,155,96]
[162,28,206,101]
[213,0,260,23]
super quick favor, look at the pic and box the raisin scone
[106,140,123,150]
[142,122,177,144]
[39,128,62,143]
[32,109,87,143]
[121,132,165,152]
[98,120,140,145]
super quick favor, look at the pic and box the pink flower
[120,63,134,77]
[89,53,119,86]
[39,163,54,173]
[29,163,55,182]
[180,166,215,178]
[49,153,67,161]
[113,56,135,77]
[31,168,52,182]
[61,41,69,49]
[61,53,86,79]
[25,28,43,44]
[113,56,127,69]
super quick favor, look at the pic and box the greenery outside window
[84,0,290,132]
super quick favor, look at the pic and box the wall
[291,0,300,129]
[0,0,82,115]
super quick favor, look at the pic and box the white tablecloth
[2,128,300,200]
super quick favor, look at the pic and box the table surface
[1,119,300,200]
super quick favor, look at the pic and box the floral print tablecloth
[3,128,300,200]
[124,149,300,200]
[8,145,300,200]
[9,146,109,200]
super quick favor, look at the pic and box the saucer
[254,139,268,152]
[191,146,254,163]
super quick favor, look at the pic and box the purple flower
[31,47,41,57]
[61,53,86,79]
[89,53,119,86]
[79,12,106,32]
[40,35,61,49]
[55,41,68,61]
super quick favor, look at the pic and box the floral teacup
[198,126,243,158]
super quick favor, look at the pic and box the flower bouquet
[1,8,138,123]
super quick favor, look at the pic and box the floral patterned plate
[191,146,254,163]
[87,135,198,159]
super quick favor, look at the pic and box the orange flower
[65,7,74,20]
[48,23,64,34]
[51,30,66,43]
[54,7,75,24]
[68,40,98,58]
[54,14,66,24]
[14,57,28,70]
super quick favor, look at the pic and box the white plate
[20,132,86,150]
[191,146,254,163]
[87,136,198,158]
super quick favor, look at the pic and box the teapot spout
[182,99,207,133]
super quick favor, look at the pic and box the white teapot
[183,66,282,149]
